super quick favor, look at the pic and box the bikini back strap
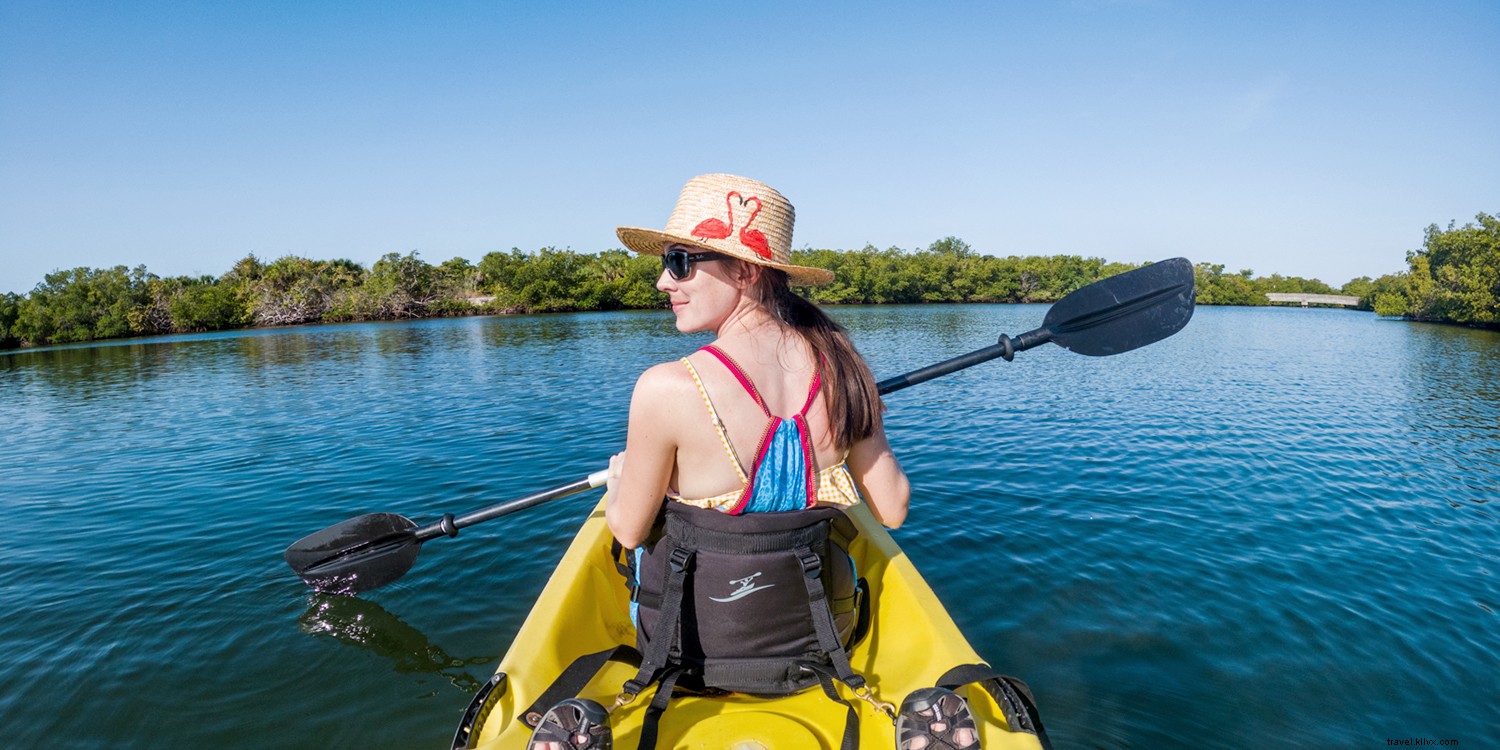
[701,345,822,418]
[798,370,822,417]
[701,345,770,417]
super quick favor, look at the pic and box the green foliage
[436,256,480,299]
[128,276,181,336]
[1342,273,1406,312]
[510,247,591,312]
[1340,276,1374,304]
[1192,264,1257,306]
[579,250,659,310]
[365,252,437,319]
[246,256,365,326]
[19,230,1485,348]
[1193,263,1344,306]
[797,242,1123,305]
[1373,292,1410,317]
[13,265,154,344]
[0,292,20,348]
[171,278,247,331]
[1373,213,1499,327]
[472,249,520,310]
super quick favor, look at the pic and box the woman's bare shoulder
[632,359,697,401]
[626,361,703,437]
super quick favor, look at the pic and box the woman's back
[667,333,847,504]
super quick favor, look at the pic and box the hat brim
[617,226,834,287]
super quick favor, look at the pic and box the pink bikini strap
[701,345,771,417]
[701,345,822,419]
[797,370,822,417]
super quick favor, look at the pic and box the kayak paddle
[874,255,1195,391]
[285,257,1195,594]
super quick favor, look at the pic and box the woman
[606,173,909,545]
[527,174,977,750]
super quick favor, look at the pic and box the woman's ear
[733,260,762,288]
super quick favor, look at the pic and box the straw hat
[617,173,834,286]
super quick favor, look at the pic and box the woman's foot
[896,687,979,750]
[526,698,612,750]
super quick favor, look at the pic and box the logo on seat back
[709,572,775,603]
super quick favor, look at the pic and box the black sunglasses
[662,248,724,281]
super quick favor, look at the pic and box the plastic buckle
[798,550,822,578]
[668,548,692,573]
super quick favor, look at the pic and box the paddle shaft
[876,329,1051,395]
[413,470,610,542]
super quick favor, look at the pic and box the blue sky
[2,0,1496,294]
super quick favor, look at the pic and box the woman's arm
[605,364,686,548]
[846,426,910,528]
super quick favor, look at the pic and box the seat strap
[624,545,693,696]
[635,666,686,750]
[802,662,861,750]
[796,544,864,688]
[609,539,635,595]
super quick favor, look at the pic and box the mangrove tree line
[3,229,1494,350]
[1367,213,1499,327]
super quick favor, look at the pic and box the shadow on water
[1404,322,1500,421]
[298,594,497,692]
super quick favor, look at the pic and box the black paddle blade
[1043,257,1195,356]
[284,512,421,595]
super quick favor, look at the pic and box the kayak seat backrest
[622,502,864,695]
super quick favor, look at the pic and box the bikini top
[667,345,862,514]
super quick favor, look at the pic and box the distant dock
[1265,293,1360,308]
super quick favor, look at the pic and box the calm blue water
[2,306,1496,748]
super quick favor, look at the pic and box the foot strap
[521,645,642,729]
[935,664,1051,750]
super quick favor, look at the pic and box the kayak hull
[457,499,1047,749]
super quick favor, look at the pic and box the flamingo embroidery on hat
[692,191,740,241]
[693,191,774,259]
[738,197,770,258]
[617,173,833,285]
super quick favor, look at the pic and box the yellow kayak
[452,499,1049,750]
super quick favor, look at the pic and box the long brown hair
[749,267,884,449]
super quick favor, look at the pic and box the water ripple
[3,307,1498,748]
